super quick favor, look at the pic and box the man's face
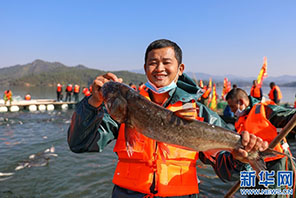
[227,98,239,113]
[144,47,184,88]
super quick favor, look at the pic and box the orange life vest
[25,94,31,100]
[4,90,12,100]
[112,89,203,196]
[66,84,73,92]
[131,84,137,90]
[250,86,261,99]
[138,84,146,92]
[235,103,286,162]
[268,86,282,101]
[74,85,80,93]
[57,84,62,92]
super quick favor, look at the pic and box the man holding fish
[68,39,269,197]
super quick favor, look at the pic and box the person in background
[250,80,262,101]
[268,82,282,105]
[294,94,296,108]
[68,39,269,198]
[3,90,13,105]
[24,93,31,100]
[57,83,63,101]
[73,84,80,102]
[65,84,73,102]
[226,88,295,197]
[129,83,137,90]
[138,82,145,92]
[232,84,237,89]
[82,87,90,97]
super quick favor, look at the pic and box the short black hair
[144,39,182,65]
[270,82,275,87]
[226,88,248,102]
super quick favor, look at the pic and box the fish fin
[248,148,294,176]
[173,108,196,121]
[125,123,140,157]
[249,156,266,176]
[158,142,170,163]
[261,148,295,160]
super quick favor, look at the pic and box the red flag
[209,83,217,111]
[257,57,268,88]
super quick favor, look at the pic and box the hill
[0,60,146,87]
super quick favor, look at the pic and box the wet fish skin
[101,81,266,172]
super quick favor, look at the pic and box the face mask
[234,104,245,117]
[145,79,177,94]
[234,109,243,117]
[145,66,180,94]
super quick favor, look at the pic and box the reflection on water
[0,109,295,198]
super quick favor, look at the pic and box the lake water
[1,85,295,104]
[0,85,296,198]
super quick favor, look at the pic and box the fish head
[101,81,131,123]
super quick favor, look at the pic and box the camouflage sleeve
[67,96,119,153]
[199,151,246,182]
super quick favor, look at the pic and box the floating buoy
[61,104,68,110]
[38,105,46,111]
[0,106,8,113]
[47,104,54,111]
[29,105,37,112]
[10,106,20,112]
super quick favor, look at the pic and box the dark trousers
[65,92,72,102]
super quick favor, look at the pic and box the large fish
[101,81,278,173]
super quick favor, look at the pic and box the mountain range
[131,69,296,87]
[0,60,295,87]
[0,59,146,87]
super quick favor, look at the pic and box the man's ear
[179,63,185,76]
[144,64,147,74]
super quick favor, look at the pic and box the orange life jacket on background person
[57,84,62,92]
[25,94,31,100]
[4,90,12,100]
[82,88,91,97]
[112,89,203,197]
[66,84,73,92]
[89,85,92,93]
[235,103,286,162]
[268,85,282,101]
[131,84,137,90]
[250,86,261,99]
[74,84,80,93]
[138,84,146,92]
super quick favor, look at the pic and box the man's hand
[232,131,269,163]
[88,73,123,107]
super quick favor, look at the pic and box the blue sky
[1,0,295,77]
